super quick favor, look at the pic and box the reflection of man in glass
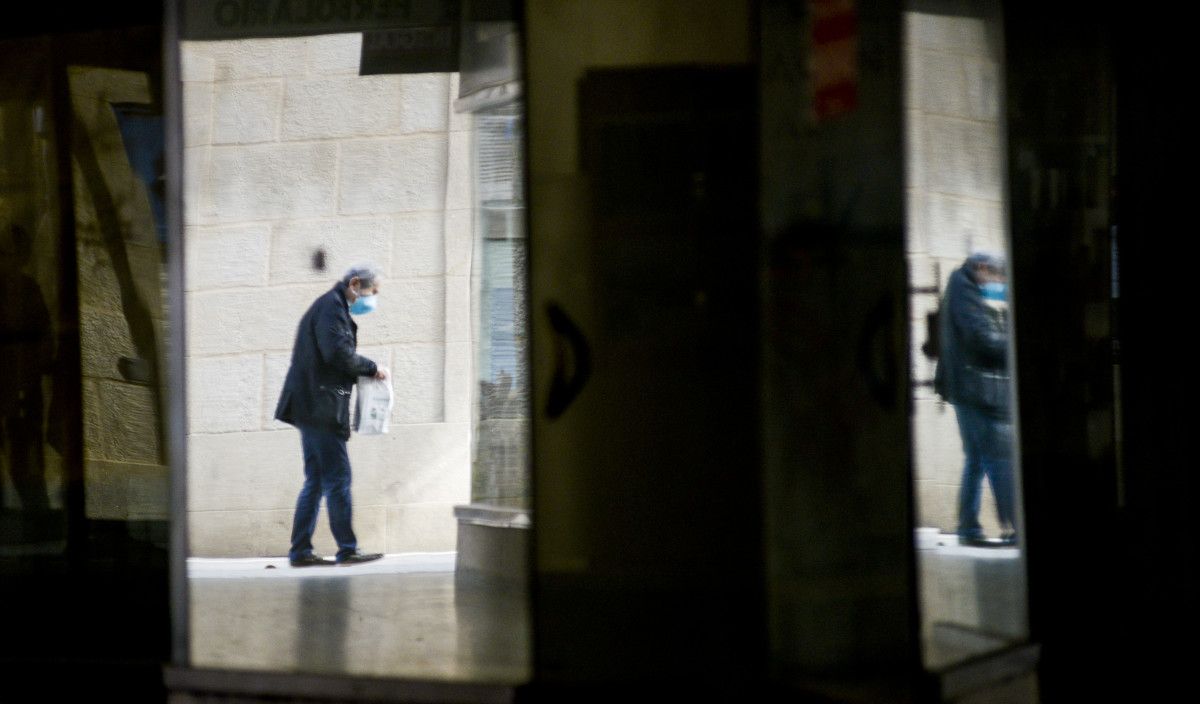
[934,251,1016,547]
[0,224,53,536]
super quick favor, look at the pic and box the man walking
[934,251,1017,547]
[276,266,387,566]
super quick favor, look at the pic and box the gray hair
[341,266,379,288]
[966,249,1006,274]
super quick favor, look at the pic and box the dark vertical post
[50,35,87,572]
[163,0,191,667]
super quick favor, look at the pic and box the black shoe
[290,554,336,567]
[337,551,383,565]
[960,535,993,547]
[962,536,1010,548]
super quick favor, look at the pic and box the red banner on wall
[809,0,858,123]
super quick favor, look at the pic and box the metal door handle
[545,302,591,420]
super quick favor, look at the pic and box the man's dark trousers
[289,423,357,561]
[954,403,1016,539]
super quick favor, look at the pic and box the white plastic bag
[353,368,393,435]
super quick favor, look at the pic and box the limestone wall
[182,34,472,557]
[70,65,170,522]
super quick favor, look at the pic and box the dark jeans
[1,391,50,515]
[289,424,358,561]
[953,403,1016,539]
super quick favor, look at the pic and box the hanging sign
[182,0,457,40]
[359,24,459,73]
[808,0,858,123]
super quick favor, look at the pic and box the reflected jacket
[274,283,378,440]
[933,264,1010,417]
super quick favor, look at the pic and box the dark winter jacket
[933,263,1010,417]
[274,283,378,440]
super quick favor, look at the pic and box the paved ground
[916,535,1027,670]
[189,553,530,683]
[190,539,1022,680]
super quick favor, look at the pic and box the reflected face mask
[350,292,377,315]
[981,282,1007,301]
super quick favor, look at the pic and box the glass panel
[1,25,171,680]
[1,39,66,557]
[903,2,1029,669]
[473,102,528,509]
[69,63,171,530]
[525,1,761,684]
[181,27,530,682]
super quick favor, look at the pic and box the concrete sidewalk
[188,551,457,579]
[188,550,530,682]
[917,533,1027,670]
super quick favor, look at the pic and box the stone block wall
[905,8,1008,535]
[70,65,170,521]
[182,35,472,557]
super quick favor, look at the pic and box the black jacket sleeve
[314,300,377,379]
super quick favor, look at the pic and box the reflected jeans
[289,424,358,561]
[953,403,1016,539]
[1,399,50,515]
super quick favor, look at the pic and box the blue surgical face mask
[981,282,1007,302]
[350,292,377,315]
